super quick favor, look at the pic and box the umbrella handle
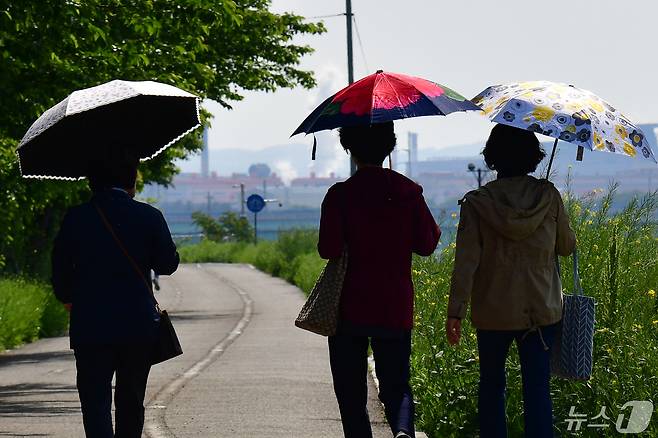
[545,137,559,180]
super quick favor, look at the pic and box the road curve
[0,264,389,437]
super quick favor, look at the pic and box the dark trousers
[74,344,152,438]
[328,331,414,438]
[476,323,558,438]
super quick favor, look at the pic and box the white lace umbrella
[17,80,200,180]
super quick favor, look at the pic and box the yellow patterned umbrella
[472,81,656,175]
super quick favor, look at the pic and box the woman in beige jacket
[446,124,576,438]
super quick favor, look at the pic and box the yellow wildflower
[648,289,656,298]
[652,320,658,325]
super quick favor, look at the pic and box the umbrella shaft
[546,138,559,180]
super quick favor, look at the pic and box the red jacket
[318,167,440,330]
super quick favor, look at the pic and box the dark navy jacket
[51,189,179,349]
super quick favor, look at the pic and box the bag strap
[94,202,160,310]
[572,247,583,296]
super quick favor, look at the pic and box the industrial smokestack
[407,132,418,178]
[201,128,209,178]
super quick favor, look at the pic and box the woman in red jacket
[318,121,440,438]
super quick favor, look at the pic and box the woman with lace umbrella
[16,79,200,180]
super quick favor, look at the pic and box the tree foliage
[192,211,253,243]
[0,0,324,275]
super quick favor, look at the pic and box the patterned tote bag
[294,248,348,336]
[551,248,596,380]
[295,187,349,336]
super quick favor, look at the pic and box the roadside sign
[246,194,265,213]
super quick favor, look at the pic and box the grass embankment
[180,189,658,437]
[0,278,69,350]
[412,187,658,437]
[179,229,325,295]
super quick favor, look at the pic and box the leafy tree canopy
[192,211,253,243]
[0,0,324,274]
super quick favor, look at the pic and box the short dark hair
[87,147,139,193]
[339,122,396,165]
[483,124,546,176]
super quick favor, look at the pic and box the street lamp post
[232,183,245,217]
[467,163,490,188]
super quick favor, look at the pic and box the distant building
[142,170,284,207]
[248,163,271,179]
[279,172,343,208]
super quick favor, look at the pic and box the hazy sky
[193,0,658,176]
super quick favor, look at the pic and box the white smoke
[308,131,349,177]
[273,160,298,185]
[305,65,350,177]
[308,64,347,108]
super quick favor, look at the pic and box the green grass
[411,186,658,437]
[0,278,69,350]
[179,229,325,295]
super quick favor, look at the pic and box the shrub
[0,278,68,350]
[251,241,286,277]
[178,228,323,291]
[178,240,246,263]
[291,252,325,294]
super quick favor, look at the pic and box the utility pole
[254,212,258,245]
[346,0,356,176]
[206,191,212,214]
[346,0,354,85]
[232,183,245,217]
[240,183,245,217]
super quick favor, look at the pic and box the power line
[352,15,370,75]
[305,13,345,20]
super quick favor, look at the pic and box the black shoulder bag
[94,203,183,365]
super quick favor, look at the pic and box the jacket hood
[464,175,557,241]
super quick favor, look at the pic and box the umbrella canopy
[17,80,200,180]
[291,70,480,136]
[472,80,657,164]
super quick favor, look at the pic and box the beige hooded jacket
[447,175,576,330]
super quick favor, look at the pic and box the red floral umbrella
[292,70,480,138]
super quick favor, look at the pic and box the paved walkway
[0,264,390,437]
